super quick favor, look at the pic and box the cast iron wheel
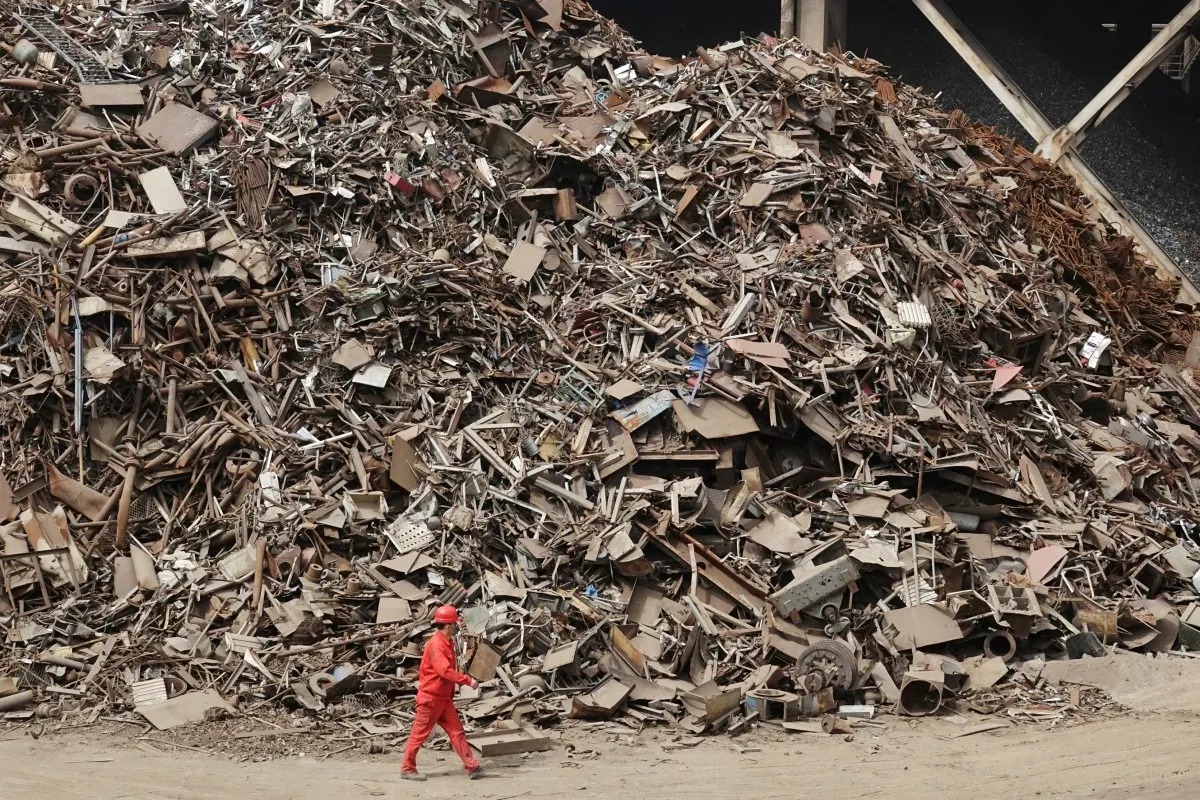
[795,639,857,690]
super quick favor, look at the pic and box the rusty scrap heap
[0,0,1198,740]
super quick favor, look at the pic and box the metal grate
[16,663,48,689]
[385,518,435,554]
[13,15,114,84]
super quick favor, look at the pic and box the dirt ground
[5,653,1199,800]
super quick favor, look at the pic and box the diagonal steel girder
[1037,0,1200,162]
[911,0,1199,303]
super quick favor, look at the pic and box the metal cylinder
[0,690,35,712]
[983,630,1018,662]
[800,289,826,322]
[948,511,981,532]
[64,173,101,206]
[820,714,853,734]
[11,39,39,65]
[309,672,334,698]
[517,674,548,695]
[898,677,943,717]
[36,653,88,671]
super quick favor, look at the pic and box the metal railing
[1152,23,1200,80]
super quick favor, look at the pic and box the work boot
[401,772,427,782]
[468,765,486,780]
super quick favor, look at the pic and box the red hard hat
[433,604,459,625]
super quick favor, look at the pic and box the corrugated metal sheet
[225,633,267,654]
[132,677,167,708]
[896,301,932,328]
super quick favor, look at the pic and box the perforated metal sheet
[385,519,434,554]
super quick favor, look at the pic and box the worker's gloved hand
[469,678,479,689]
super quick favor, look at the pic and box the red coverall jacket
[403,631,479,774]
[417,631,473,699]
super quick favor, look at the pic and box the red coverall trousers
[401,695,479,774]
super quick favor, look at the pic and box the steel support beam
[1037,0,1200,162]
[781,0,796,38]
[911,0,1198,303]
[782,0,847,51]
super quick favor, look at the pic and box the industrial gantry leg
[781,0,847,52]
[910,0,1200,303]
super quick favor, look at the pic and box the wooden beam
[1037,0,1200,162]
[911,0,1198,304]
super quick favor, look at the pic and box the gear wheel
[795,639,857,690]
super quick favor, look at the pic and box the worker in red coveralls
[401,604,485,781]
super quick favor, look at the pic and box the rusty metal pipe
[983,630,1018,662]
[0,691,35,712]
[898,676,942,717]
[114,464,137,553]
[33,137,106,158]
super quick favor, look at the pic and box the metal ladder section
[13,13,113,83]
[1153,23,1200,81]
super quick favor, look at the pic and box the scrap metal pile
[0,0,1197,739]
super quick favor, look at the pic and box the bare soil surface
[5,653,1199,800]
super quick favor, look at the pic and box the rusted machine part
[308,672,334,698]
[898,675,943,717]
[516,674,548,696]
[795,640,857,690]
[800,288,826,322]
[820,713,853,734]
[535,371,557,387]
[63,173,101,206]
[797,671,827,694]
[983,630,1018,662]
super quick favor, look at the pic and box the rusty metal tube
[34,137,106,157]
[0,691,35,711]
[983,630,1018,662]
[114,464,137,553]
[898,677,943,717]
